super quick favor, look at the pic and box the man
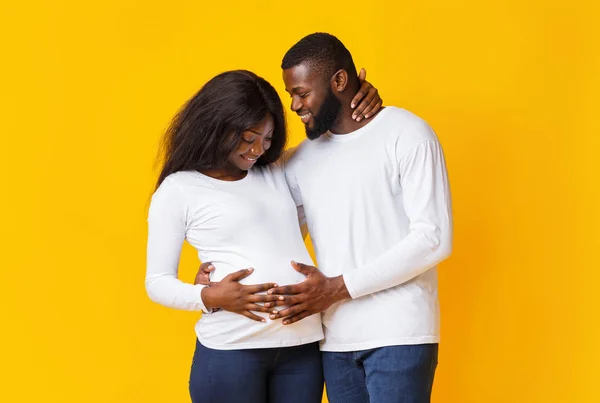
[198,33,452,402]
[268,33,453,403]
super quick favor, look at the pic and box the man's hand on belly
[266,261,351,325]
[194,262,215,286]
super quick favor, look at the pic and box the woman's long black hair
[156,70,287,189]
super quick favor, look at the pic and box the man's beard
[305,88,342,140]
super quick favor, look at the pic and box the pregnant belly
[207,255,311,286]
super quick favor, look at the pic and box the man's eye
[300,93,309,99]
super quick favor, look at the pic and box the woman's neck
[200,165,247,181]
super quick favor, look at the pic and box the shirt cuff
[342,272,360,300]
[193,284,213,314]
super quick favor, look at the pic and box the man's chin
[305,126,326,140]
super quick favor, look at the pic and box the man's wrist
[329,275,351,302]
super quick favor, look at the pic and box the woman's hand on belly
[200,267,286,322]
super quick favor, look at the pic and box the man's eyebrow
[285,86,306,94]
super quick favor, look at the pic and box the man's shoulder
[378,106,438,146]
[377,106,430,130]
[280,139,316,166]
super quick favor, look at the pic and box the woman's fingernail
[357,117,362,122]
[283,321,289,325]
[272,310,278,314]
[279,296,284,300]
[351,103,356,108]
[262,319,266,322]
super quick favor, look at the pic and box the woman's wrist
[201,286,219,312]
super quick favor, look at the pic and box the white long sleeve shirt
[284,106,452,352]
[145,165,323,350]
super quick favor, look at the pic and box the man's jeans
[322,343,438,403]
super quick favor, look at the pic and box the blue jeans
[322,344,438,403]
[189,339,324,403]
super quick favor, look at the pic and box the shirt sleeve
[343,127,453,299]
[280,147,308,238]
[145,177,209,312]
[280,147,303,207]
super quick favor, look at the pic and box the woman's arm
[145,178,210,312]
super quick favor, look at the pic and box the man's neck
[329,105,372,135]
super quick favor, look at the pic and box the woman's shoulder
[152,171,209,203]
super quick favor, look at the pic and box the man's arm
[269,121,452,323]
[344,131,452,298]
[280,147,309,240]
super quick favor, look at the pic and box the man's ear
[331,69,349,92]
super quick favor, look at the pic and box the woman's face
[227,114,274,172]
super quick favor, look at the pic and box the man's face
[283,63,341,140]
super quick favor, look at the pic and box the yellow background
[1,1,598,402]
